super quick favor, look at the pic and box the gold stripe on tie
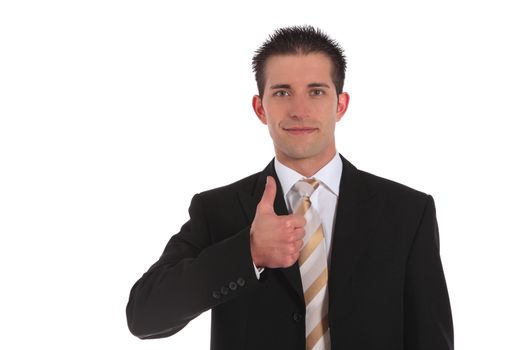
[303,267,328,305]
[306,315,329,350]
[295,196,311,216]
[298,226,324,267]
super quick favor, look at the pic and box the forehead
[264,53,334,88]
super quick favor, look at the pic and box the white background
[1,0,524,349]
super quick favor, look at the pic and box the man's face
[253,53,349,167]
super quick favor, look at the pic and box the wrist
[249,232,264,268]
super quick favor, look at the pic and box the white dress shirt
[274,152,342,264]
[253,153,342,279]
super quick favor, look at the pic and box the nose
[288,95,310,120]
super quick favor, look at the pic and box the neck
[275,150,337,178]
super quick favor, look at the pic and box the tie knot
[293,178,320,198]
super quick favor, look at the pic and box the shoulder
[340,155,430,203]
[356,168,436,227]
[338,153,433,218]
[186,171,265,232]
[359,169,429,202]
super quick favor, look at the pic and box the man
[126,26,453,350]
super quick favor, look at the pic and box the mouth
[283,127,318,135]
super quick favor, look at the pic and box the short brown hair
[252,25,347,97]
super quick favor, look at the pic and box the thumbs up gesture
[250,176,306,268]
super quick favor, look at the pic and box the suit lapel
[329,155,378,313]
[238,160,304,301]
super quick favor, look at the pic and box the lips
[283,127,317,135]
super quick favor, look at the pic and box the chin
[280,147,320,161]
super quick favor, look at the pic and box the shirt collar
[274,152,342,197]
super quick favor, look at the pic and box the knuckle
[293,231,304,241]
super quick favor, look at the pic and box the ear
[335,92,350,122]
[252,95,267,125]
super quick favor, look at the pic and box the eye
[274,90,290,97]
[310,89,325,96]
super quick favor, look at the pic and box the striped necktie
[292,178,330,350]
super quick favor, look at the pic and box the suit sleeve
[404,195,454,349]
[126,193,260,339]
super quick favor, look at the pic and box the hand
[250,176,306,268]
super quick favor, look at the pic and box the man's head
[251,26,350,175]
[252,25,346,98]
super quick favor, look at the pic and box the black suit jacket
[127,155,453,349]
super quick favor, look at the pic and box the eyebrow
[308,82,330,88]
[270,84,291,90]
[269,82,330,89]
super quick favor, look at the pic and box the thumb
[257,176,277,214]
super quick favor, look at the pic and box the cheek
[312,101,335,119]
[265,117,280,134]
[321,116,338,136]
[263,99,287,116]
[262,110,282,130]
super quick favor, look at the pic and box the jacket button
[220,286,229,296]
[229,281,238,291]
[212,291,221,299]
[292,312,303,322]
[237,278,245,287]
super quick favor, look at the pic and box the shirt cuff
[253,263,265,280]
